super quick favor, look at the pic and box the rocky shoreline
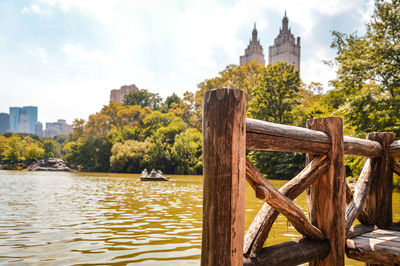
[26,158,75,172]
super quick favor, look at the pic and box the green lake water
[0,170,399,265]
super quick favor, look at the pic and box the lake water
[0,170,399,265]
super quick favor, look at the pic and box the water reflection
[0,171,398,265]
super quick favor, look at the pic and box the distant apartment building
[110,84,139,103]
[44,119,72,137]
[9,106,38,134]
[35,121,43,137]
[0,113,10,134]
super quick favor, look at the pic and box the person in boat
[157,170,163,177]
[150,169,157,177]
[141,168,148,177]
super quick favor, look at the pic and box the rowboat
[140,175,169,181]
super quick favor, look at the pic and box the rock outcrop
[26,158,75,172]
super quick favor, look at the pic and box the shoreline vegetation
[1,1,399,186]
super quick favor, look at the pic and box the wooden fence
[201,88,400,265]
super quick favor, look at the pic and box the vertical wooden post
[363,132,396,228]
[307,117,345,266]
[363,133,395,266]
[201,88,246,266]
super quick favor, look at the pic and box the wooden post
[363,133,395,266]
[307,117,346,266]
[363,132,396,228]
[201,88,246,266]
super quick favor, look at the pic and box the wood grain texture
[346,229,400,265]
[243,238,330,266]
[345,182,373,225]
[390,140,400,158]
[245,159,325,241]
[345,158,373,234]
[347,224,376,239]
[307,117,346,266]
[201,88,246,266]
[243,155,329,258]
[246,118,383,157]
[393,160,400,176]
[343,136,383,158]
[364,133,396,228]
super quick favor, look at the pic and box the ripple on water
[0,171,386,265]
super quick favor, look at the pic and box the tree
[2,135,24,165]
[248,62,301,124]
[23,141,44,162]
[248,62,304,179]
[72,119,85,140]
[162,93,181,112]
[43,139,61,158]
[110,140,149,172]
[198,61,265,100]
[123,89,162,110]
[171,128,202,174]
[0,135,7,161]
[328,0,400,136]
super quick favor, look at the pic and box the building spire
[282,11,288,31]
[252,22,258,41]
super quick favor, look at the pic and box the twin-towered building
[240,12,301,71]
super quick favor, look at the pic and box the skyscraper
[0,113,9,134]
[9,106,38,134]
[9,107,21,133]
[35,121,43,137]
[268,12,301,71]
[21,106,38,134]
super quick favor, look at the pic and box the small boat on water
[140,175,170,181]
[140,169,169,181]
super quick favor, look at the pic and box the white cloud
[28,48,48,64]
[21,4,41,14]
[2,0,378,123]
[61,43,108,63]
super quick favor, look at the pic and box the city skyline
[0,0,374,124]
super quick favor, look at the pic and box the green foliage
[23,141,44,162]
[43,138,61,158]
[110,140,149,172]
[172,128,203,175]
[328,0,400,136]
[248,151,305,179]
[161,93,181,112]
[63,138,112,172]
[248,62,301,124]
[344,156,364,178]
[2,135,25,164]
[247,62,304,179]
[144,138,173,173]
[198,61,265,100]
[123,89,162,110]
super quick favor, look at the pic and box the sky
[0,0,375,125]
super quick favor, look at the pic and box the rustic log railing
[201,88,400,266]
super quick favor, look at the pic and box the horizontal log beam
[390,140,400,158]
[343,136,383,158]
[243,238,330,266]
[246,118,330,154]
[244,155,329,257]
[246,118,383,157]
[345,159,373,234]
[246,159,325,241]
